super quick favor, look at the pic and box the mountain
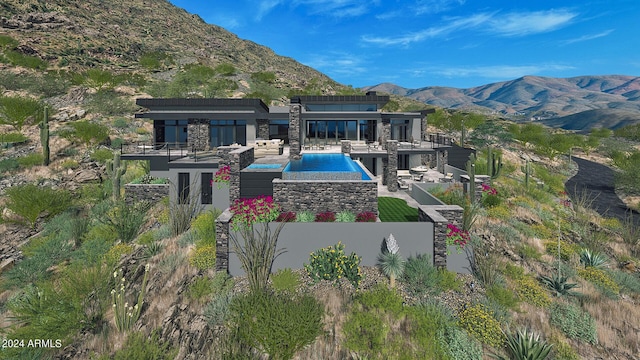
[539,109,640,132]
[0,0,341,97]
[363,75,640,129]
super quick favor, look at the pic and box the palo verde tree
[0,95,44,131]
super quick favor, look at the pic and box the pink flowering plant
[481,183,501,207]
[211,165,230,189]
[230,195,280,231]
[446,223,469,254]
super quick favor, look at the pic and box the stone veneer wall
[289,104,302,159]
[124,184,169,205]
[273,179,377,214]
[341,140,351,154]
[460,175,491,202]
[187,120,210,151]
[421,153,436,168]
[381,118,390,149]
[418,205,463,268]
[214,209,232,271]
[218,146,254,204]
[421,116,428,141]
[256,119,269,140]
[387,140,398,192]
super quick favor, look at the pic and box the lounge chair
[398,179,409,190]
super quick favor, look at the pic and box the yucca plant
[579,248,608,269]
[377,234,405,288]
[539,273,580,297]
[492,328,553,360]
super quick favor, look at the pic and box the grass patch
[378,197,418,222]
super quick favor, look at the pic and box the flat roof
[136,98,270,113]
[291,94,390,106]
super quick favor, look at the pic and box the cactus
[487,147,502,181]
[523,159,531,188]
[39,106,50,166]
[465,153,476,203]
[106,152,127,201]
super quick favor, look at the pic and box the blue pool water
[283,153,371,180]
[246,163,282,169]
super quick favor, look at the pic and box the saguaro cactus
[466,153,476,203]
[523,159,531,188]
[39,106,50,166]
[487,147,502,180]
[106,152,126,201]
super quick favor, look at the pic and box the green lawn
[378,197,418,222]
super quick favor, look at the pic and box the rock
[72,169,102,183]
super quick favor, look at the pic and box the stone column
[187,119,210,151]
[341,140,352,154]
[421,115,428,141]
[289,103,302,159]
[419,205,463,269]
[387,140,398,192]
[215,209,233,272]
[382,157,388,185]
[436,149,448,173]
[421,153,436,168]
[256,119,269,140]
[218,146,254,204]
[475,175,491,201]
[381,118,390,150]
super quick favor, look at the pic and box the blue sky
[168,0,640,89]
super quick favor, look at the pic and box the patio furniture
[412,174,424,182]
[410,165,429,173]
[398,179,409,190]
[397,170,411,179]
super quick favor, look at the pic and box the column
[289,103,302,159]
[387,140,398,192]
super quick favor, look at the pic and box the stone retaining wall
[273,179,378,214]
[124,184,169,204]
[418,205,463,269]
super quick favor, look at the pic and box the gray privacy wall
[226,222,435,276]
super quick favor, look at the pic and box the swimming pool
[283,153,371,180]
[246,163,283,169]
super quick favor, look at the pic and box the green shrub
[0,131,28,143]
[610,269,640,295]
[404,301,454,358]
[111,330,178,360]
[486,284,520,310]
[514,275,552,307]
[94,200,150,243]
[336,210,356,222]
[492,328,553,360]
[304,241,362,289]
[438,268,463,291]
[61,120,110,146]
[60,159,79,169]
[270,268,300,293]
[16,152,44,167]
[550,302,597,344]
[191,209,220,247]
[551,339,580,360]
[187,277,216,301]
[0,95,44,130]
[230,290,324,360]
[104,243,134,266]
[545,240,578,261]
[356,284,404,315]
[577,267,620,295]
[539,273,580,297]
[458,303,505,347]
[342,308,387,357]
[139,51,174,70]
[188,245,216,270]
[204,292,234,327]
[0,157,19,174]
[90,148,115,163]
[84,223,119,243]
[4,50,48,69]
[71,237,112,265]
[296,210,315,222]
[4,184,72,227]
[0,34,18,48]
[402,253,439,295]
[215,63,236,76]
[437,325,483,360]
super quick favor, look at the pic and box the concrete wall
[226,222,435,276]
[411,184,447,206]
[444,164,467,182]
[166,168,229,212]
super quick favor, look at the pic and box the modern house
[123,93,452,210]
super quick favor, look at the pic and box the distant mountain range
[363,75,640,130]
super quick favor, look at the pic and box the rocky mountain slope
[364,75,640,129]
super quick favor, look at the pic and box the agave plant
[492,328,553,360]
[539,273,580,297]
[579,248,608,269]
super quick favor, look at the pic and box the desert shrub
[493,328,553,360]
[215,63,236,76]
[187,277,216,302]
[458,303,505,347]
[342,308,387,357]
[402,253,439,295]
[551,338,580,360]
[517,243,542,261]
[60,159,79,169]
[545,240,578,261]
[304,242,362,289]
[139,51,174,70]
[437,324,483,360]
[514,275,552,307]
[191,209,220,247]
[0,131,28,143]
[486,284,520,310]
[94,200,150,243]
[90,148,114,163]
[579,248,608,269]
[84,223,119,243]
[609,269,640,295]
[276,211,296,222]
[0,95,43,131]
[550,302,597,344]
[0,157,19,174]
[204,292,234,327]
[104,243,134,266]
[486,204,511,219]
[356,283,404,314]
[4,50,47,69]
[229,290,324,360]
[110,330,178,360]
[404,301,454,358]
[189,245,216,270]
[577,267,620,295]
[356,211,377,222]
[137,231,155,246]
[4,184,72,227]
[336,210,356,222]
[87,90,136,115]
[270,268,300,293]
[61,120,110,147]
[315,211,336,222]
[71,237,112,265]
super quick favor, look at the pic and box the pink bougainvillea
[211,165,230,188]
[481,183,497,196]
[230,195,280,230]
[446,223,469,254]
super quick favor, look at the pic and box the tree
[0,95,43,131]
[469,120,513,148]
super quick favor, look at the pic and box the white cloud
[294,0,374,17]
[487,9,577,37]
[560,29,614,45]
[302,52,368,76]
[363,8,578,47]
[256,0,285,20]
[414,0,466,15]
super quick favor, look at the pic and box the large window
[305,120,358,145]
[201,172,213,205]
[209,120,247,147]
[305,104,377,111]
[391,119,410,142]
[269,119,289,143]
[178,173,190,204]
[155,120,188,146]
